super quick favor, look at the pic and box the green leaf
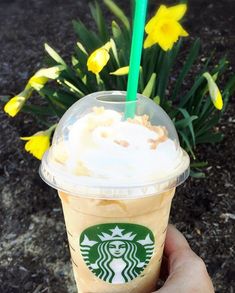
[190,161,208,168]
[76,42,88,55]
[212,56,228,77]
[110,38,120,66]
[51,88,79,105]
[74,46,89,76]
[195,115,220,137]
[180,75,204,107]
[62,79,85,96]
[219,73,235,113]
[112,20,122,40]
[143,45,160,85]
[142,73,157,98]
[168,38,183,68]
[103,0,130,31]
[71,55,79,66]
[173,39,200,101]
[197,132,223,144]
[178,130,196,159]
[110,19,131,66]
[39,87,68,117]
[82,75,87,84]
[223,74,235,96]
[153,96,160,105]
[199,97,214,120]
[175,115,198,129]
[44,43,66,65]
[22,104,54,116]
[157,52,170,100]
[59,67,90,95]
[177,108,197,146]
[190,170,206,178]
[89,1,109,42]
[73,20,102,52]
[155,41,182,101]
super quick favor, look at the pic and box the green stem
[46,124,57,135]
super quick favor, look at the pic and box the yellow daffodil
[4,88,32,117]
[110,66,130,76]
[110,66,142,76]
[4,66,63,117]
[144,4,189,51]
[27,66,63,91]
[21,125,56,160]
[203,72,223,110]
[87,41,112,74]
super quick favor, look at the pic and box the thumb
[155,225,214,293]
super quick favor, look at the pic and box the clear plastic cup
[40,91,190,293]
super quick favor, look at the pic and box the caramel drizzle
[127,114,168,149]
[148,136,167,150]
[114,140,129,147]
[92,109,168,150]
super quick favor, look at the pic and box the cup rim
[39,149,190,199]
[86,90,142,105]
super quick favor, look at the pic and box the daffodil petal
[34,66,62,79]
[110,66,130,76]
[203,72,223,110]
[155,5,168,20]
[156,20,182,51]
[4,96,25,117]
[145,14,157,34]
[168,4,187,21]
[24,136,50,160]
[87,47,110,74]
[178,23,189,37]
[214,91,223,110]
[26,66,63,91]
[145,6,167,34]
[158,36,175,51]
[144,34,156,49]
[4,87,33,117]
[21,131,51,160]
[28,76,49,91]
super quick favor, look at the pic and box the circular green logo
[80,223,155,284]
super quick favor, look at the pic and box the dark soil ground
[0,0,234,292]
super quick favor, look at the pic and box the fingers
[155,225,214,293]
[164,224,190,259]
[159,224,190,281]
[159,255,168,282]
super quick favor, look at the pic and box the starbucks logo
[80,223,155,284]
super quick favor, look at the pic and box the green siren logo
[80,223,155,284]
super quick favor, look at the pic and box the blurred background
[0,0,234,292]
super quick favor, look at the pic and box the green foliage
[3,0,235,175]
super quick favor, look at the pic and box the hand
[154,225,214,293]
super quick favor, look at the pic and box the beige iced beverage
[40,91,190,293]
[59,189,174,293]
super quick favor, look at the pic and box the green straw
[125,0,148,118]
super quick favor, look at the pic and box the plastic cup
[40,91,190,293]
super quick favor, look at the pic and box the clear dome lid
[40,91,190,198]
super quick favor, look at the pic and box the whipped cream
[51,107,182,186]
